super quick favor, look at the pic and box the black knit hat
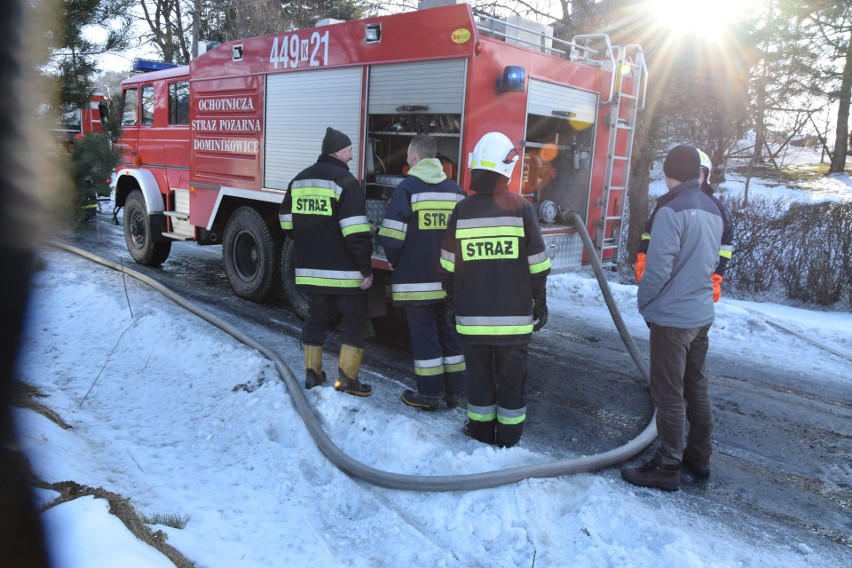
[663,145,700,182]
[321,127,352,155]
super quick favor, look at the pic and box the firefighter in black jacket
[279,127,374,396]
[440,132,551,447]
[378,134,467,411]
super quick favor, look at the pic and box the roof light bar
[132,59,179,73]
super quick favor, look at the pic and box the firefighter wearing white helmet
[698,149,712,174]
[697,149,734,303]
[440,131,551,448]
[467,131,520,178]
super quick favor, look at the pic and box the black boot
[305,369,326,389]
[463,419,496,445]
[334,345,372,397]
[334,368,372,397]
[304,345,325,389]
[401,389,439,411]
[443,393,462,409]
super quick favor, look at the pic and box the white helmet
[698,149,712,177]
[469,132,519,179]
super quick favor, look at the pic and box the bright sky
[83,11,159,75]
[646,0,757,36]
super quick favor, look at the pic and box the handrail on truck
[473,9,601,63]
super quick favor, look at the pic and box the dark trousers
[464,343,528,447]
[302,293,367,348]
[406,303,465,397]
[648,323,714,465]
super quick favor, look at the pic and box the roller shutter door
[527,79,597,125]
[265,67,362,190]
[368,59,466,114]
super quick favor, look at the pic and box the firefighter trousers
[405,303,465,398]
[302,293,367,349]
[464,343,528,447]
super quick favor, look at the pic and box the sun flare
[648,0,755,36]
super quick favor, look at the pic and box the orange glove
[634,253,646,282]
[711,274,723,302]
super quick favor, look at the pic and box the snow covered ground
[650,146,852,204]
[13,156,852,567]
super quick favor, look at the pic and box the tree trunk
[754,82,767,163]
[627,152,650,263]
[829,27,852,174]
[626,112,652,263]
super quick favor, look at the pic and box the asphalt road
[55,213,851,561]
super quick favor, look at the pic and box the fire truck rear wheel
[281,238,309,319]
[223,206,281,303]
[123,190,171,266]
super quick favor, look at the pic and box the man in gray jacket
[622,145,724,491]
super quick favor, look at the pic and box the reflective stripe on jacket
[278,154,372,294]
[377,158,465,305]
[440,186,550,344]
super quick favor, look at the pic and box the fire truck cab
[50,92,110,149]
[111,2,645,317]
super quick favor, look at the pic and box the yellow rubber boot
[335,344,371,397]
[304,344,326,389]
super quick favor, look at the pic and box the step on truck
[111,1,646,318]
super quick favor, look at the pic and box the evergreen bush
[70,132,121,222]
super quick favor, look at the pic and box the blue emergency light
[132,59,180,73]
[496,66,526,92]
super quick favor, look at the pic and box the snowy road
[47,216,852,561]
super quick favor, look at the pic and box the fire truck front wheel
[123,190,172,266]
[223,206,281,303]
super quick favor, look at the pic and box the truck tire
[281,237,309,319]
[123,190,171,266]
[223,206,281,303]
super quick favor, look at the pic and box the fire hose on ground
[48,212,657,491]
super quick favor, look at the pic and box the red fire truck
[52,92,110,148]
[111,2,645,317]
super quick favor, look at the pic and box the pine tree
[789,0,852,173]
[47,0,134,112]
[742,0,820,165]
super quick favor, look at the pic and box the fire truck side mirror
[496,66,526,93]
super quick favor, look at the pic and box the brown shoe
[682,455,710,479]
[622,459,680,491]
